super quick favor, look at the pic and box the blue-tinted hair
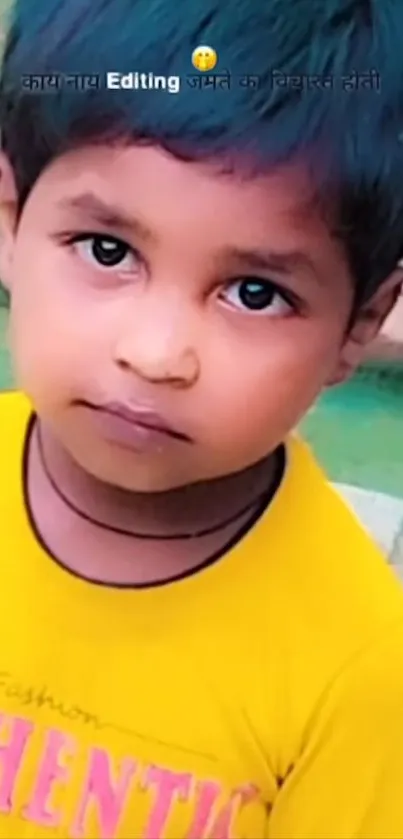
[1,0,403,304]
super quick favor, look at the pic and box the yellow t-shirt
[1,390,403,838]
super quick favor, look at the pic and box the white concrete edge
[333,482,403,560]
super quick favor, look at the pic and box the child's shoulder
[247,433,403,673]
[238,436,403,743]
[274,434,403,614]
[0,388,30,420]
[0,388,31,465]
[279,434,393,570]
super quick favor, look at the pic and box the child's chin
[79,452,194,494]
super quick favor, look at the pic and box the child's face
[0,145,385,490]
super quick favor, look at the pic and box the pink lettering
[24,728,76,828]
[186,780,222,839]
[0,715,33,813]
[71,748,136,839]
[143,766,191,839]
[208,784,259,839]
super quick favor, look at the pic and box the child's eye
[220,277,294,316]
[71,234,138,272]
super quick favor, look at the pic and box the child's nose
[113,308,200,388]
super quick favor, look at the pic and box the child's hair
[1,0,403,306]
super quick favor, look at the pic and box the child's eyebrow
[57,193,319,281]
[56,192,156,243]
[222,246,320,281]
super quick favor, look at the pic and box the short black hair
[1,0,403,305]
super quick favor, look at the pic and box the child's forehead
[41,143,324,229]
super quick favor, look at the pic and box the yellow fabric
[1,390,403,838]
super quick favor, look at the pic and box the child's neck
[26,419,281,585]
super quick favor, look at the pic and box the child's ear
[328,267,403,386]
[0,152,19,290]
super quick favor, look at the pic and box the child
[0,0,403,835]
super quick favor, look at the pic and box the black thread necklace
[36,421,268,541]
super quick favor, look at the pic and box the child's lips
[80,400,193,452]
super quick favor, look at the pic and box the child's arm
[268,617,403,838]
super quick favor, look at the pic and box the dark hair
[1,0,403,304]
